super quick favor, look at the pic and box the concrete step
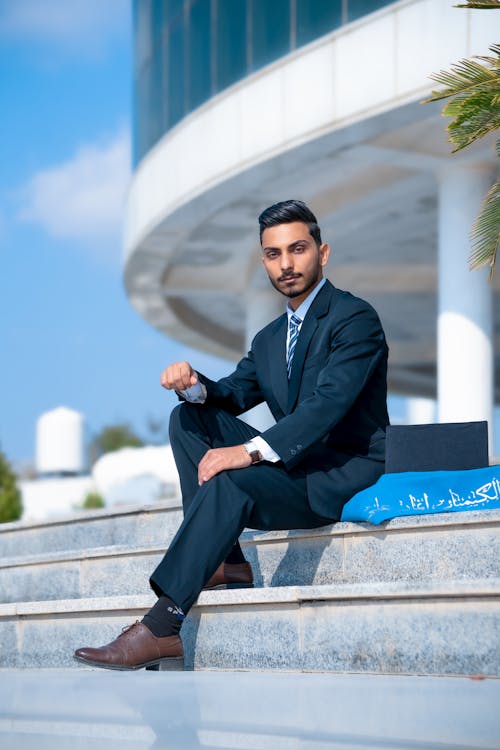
[1,509,499,603]
[1,578,498,676]
[0,500,184,558]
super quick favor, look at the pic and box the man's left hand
[198,445,251,485]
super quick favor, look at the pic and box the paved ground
[0,669,498,749]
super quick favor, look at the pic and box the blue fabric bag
[341,465,500,525]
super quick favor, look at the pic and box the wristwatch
[244,442,263,464]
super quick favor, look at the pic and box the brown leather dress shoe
[204,561,254,590]
[74,621,184,671]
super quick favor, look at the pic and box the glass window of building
[133,0,396,164]
[215,0,248,92]
[295,0,342,47]
[151,0,165,40]
[135,62,158,162]
[251,0,290,71]
[164,0,185,25]
[151,35,167,142]
[347,0,390,23]
[188,0,212,111]
[167,15,186,129]
[134,0,154,69]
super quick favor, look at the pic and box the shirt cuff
[246,436,281,463]
[178,378,207,403]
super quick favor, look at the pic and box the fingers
[198,456,224,484]
[198,446,252,485]
[198,450,217,485]
[160,361,198,390]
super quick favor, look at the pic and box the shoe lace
[120,620,141,636]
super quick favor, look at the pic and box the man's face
[261,221,330,309]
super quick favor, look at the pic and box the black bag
[385,421,489,474]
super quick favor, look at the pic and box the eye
[293,245,305,253]
[266,251,279,260]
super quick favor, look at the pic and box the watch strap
[244,442,263,464]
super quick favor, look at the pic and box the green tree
[0,450,22,523]
[82,491,105,510]
[89,423,144,465]
[424,1,500,274]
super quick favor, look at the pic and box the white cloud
[0,0,129,55]
[18,129,131,248]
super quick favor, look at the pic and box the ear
[319,243,331,267]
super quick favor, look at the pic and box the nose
[280,251,293,272]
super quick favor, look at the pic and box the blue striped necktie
[287,313,301,379]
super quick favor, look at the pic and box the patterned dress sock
[142,595,185,637]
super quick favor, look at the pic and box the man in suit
[74,200,389,670]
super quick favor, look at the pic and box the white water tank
[36,407,85,475]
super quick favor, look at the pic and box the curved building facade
[133,0,392,164]
[126,0,498,439]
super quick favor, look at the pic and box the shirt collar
[286,278,326,324]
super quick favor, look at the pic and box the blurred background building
[20,406,180,521]
[124,0,498,444]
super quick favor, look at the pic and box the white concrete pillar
[437,163,494,447]
[245,288,285,350]
[407,397,436,425]
[241,288,284,431]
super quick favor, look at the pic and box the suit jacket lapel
[269,313,288,413]
[286,282,334,413]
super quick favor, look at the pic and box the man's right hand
[160,361,198,391]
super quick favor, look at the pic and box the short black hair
[258,199,322,246]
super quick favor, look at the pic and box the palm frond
[425,6,500,275]
[469,180,500,275]
[444,91,500,150]
[454,1,500,8]
[425,55,499,103]
[474,48,500,69]
[423,44,500,151]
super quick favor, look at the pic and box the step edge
[0,544,160,569]
[3,512,500,569]
[0,499,183,533]
[2,578,500,618]
[245,511,500,543]
[1,507,499,540]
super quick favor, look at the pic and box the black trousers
[149,403,332,613]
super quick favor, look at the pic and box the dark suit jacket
[197,280,389,520]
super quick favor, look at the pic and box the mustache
[278,273,301,282]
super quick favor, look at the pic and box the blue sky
[0,0,232,469]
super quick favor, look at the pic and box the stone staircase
[0,501,499,675]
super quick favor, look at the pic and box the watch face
[244,443,262,464]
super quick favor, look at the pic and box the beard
[268,266,321,299]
